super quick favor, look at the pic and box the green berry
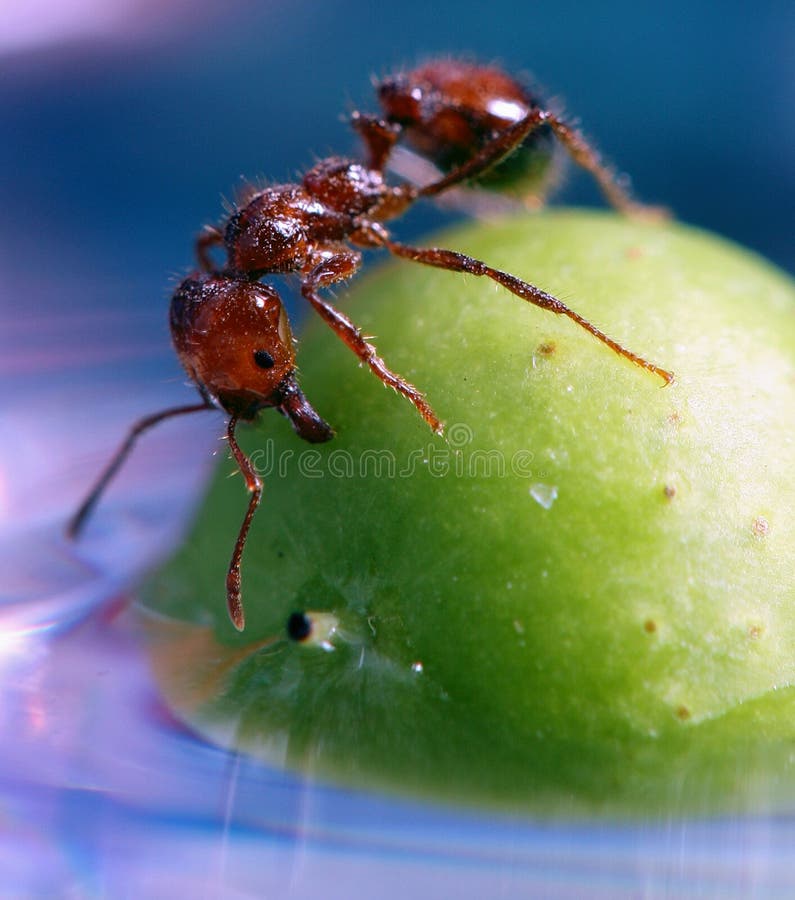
[142,211,795,815]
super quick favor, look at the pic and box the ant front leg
[301,250,444,434]
[225,415,262,632]
[67,402,212,538]
[383,237,674,385]
[196,225,225,272]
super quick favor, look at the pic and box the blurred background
[1,1,793,896]
[2,0,792,337]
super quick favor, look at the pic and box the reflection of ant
[69,60,673,632]
[360,59,663,217]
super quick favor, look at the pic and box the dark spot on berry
[752,516,770,538]
[286,611,312,641]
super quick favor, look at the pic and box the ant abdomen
[377,60,556,202]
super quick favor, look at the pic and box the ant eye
[286,611,312,642]
[253,349,275,369]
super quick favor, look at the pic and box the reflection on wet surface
[1,313,793,897]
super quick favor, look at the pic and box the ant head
[170,273,295,419]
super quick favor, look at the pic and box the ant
[356,58,661,217]
[69,61,673,633]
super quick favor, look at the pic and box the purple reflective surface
[0,297,793,900]
[4,596,795,898]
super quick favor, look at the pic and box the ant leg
[538,111,666,218]
[351,112,400,171]
[196,225,225,271]
[387,145,521,218]
[384,239,674,384]
[416,109,663,219]
[225,415,262,632]
[67,402,212,538]
[301,253,444,434]
[417,110,550,198]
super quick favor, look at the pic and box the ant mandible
[69,60,673,632]
[356,59,662,217]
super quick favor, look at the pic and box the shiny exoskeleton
[69,61,673,632]
[358,59,657,215]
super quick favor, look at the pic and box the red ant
[357,59,662,217]
[69,61,673,632]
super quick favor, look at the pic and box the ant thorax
[225,159,398,276]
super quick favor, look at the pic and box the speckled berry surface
[141,211,795,815]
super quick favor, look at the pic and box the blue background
[1,0,792,346]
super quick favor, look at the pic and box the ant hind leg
[417,110,549,199]
[383,238,674,384]
[539,111,668,220]
[415,106,666,220]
